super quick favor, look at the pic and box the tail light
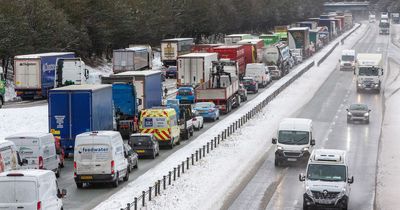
[37,201,41,210]
[111,160,115,174]
[38,156,43,169]
[73,161,77,177]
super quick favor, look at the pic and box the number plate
[136,150,145,153]
[80,176,93,180]
[287,158,297,162]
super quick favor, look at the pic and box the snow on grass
[93,24,366,210]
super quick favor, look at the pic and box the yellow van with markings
[139,108,180,149]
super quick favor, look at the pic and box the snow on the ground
[86,63,113,84]
[93,24,366,210]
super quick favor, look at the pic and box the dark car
[129,133,160,159]
[166,66,177,79]
[346,103,371,124]
[242,77,259,93]
[123,143,138,173]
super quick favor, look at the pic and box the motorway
[56,77,278,209]
[228,22,394,210]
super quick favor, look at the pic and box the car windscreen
[76,144,111,162]
[0,181,37,203]
[131,136,152,146]
[349,104,368,111]
[278,130,309,145]
[268,66,277,71]
[359,67,379,76]
[178,89,192,96]
[341,55,354,61]
[242,79,253,84]
[307,164,346,182]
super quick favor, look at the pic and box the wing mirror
[58,189,67,198]
[299,173,305,182]
[272,138,277,144]
[348,176,354,184]
[310,139,316,146]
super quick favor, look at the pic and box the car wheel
[190,128,194,136]
[112,173,119,188]
[60,161,64,168]
[55,168,61,178]
[127,164,131,173]
[200,123,204,129]
[76,182,83,189]
[134,160,138,169]
[303,202,309,210]
[123,171,129,182]
[274,159,279,167]
[152,150,156,159]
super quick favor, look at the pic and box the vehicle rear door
[0,178,37,210]
[14,59,40,89]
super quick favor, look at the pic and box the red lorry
[191,44,222,53]
[237,39,265,64]
[213,45,246,77]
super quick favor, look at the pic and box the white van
[299,149,353,210]
[245,63,270,88]
[0,140,22,173]
[5,133,60,177]
[339,49,356,71]
[0,170,66,210]
[74,131,129,188]
[272,118,315,166]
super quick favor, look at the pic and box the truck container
[288,27,310,57]
[237,39,265,64]
[48,84,113,155]
[176,53,218,87]
[335,16,345,33]
[161,38,194,66]
[101,77,140,139]
[392,13,400,24]
[344,13,354,29]
[213,45,246,77]
[262,43,291,76]
[259,34,280,47]
[14,52,75,99]
[191,44,222,53]
[319,19,337,39]
[55,58,88,87]
[297,21,318,29]
[224,34,252,45]
[333,18,343,34]
[108,70,162,110]
[128,44,153,68]
[195,60,240,114]
[112,47,151,74]
[274,25,290,41]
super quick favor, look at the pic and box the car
[192,110,204,130]
[268,65,282,80]
[241,77,259,93]
[123,143,138,173]
[346,103,371,124]
[193,102,220,121]
[129,133,160,159]
[238,83,248,102]
[176,86,195,104]
[166,66,177,78]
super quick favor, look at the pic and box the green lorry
[259,34,280,47]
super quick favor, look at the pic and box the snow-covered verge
[93,24,366,210]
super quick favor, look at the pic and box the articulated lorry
[14,52,75,99]
[195,60,241,114]
[176,53,218,87]
[263,43,291,78]
[288,27,311,58]
[161,38,194,66]
[355,53,383,93]
[112,47,152,74]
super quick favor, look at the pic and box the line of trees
[0,0,324,69]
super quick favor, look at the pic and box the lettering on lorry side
[42,63,57,72]
[54,115,65,129]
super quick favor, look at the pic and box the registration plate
[80,176,93,180]
[287,158,297,162]
[136,150,145,153]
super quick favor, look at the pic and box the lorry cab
[339,50,356,71]
[272,118,315,166]
[139,108,180,149]
[5,133,60,177]
[0,140,23,173]
[369,14,376,23]
[0,170,66,210]
[74,131,129,188]
[355,53,383,93]
[299,149,353,210]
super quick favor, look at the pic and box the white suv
[299,149,354,210]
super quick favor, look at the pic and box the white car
[192,110,204,130]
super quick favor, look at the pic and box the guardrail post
[149,187,152,201]
[163,176,166,189]
[182,161,185,174]
[202,145,206,157]
[199,148,202,160]
[177,165,180,177]
[207,142,210,153]
[192,153,194,165]
[142,191,145,207]
[158,180,161,194]
[127,203,131,210]
[211,139,214,150]
[196,150,199,161]
[214,137,217,147]
[168,171,171,185]
[187,157,189,169]
[173,167,176,180]
[134,197,137,210]
[154,183,157,197]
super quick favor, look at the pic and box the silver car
[346,103,371,124]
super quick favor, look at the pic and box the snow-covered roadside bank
[93,24,367,210]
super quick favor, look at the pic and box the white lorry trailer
[176,53,218,87]
[355,53,383,93]
[55,58,88,87]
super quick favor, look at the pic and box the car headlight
[302,147,309,151]
[306,187,313,197]
[277,146,283,150]
[337,188,346,198]
[358,83,362,86]
[364,113,369,116]
[347,112,352,116]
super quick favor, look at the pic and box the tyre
[274,159,279,167]
[59,162,64,168]
[123,171,129,182]
[303,202,309,210]
[152,150,156,159]
[200,123,204,129]
[134,160,138,169]
[0,98,3,109]
[127,164,131,173]
[112,174,119,188]
[55,168,60,178]
[189,128,194,136]
[76,182,83,189]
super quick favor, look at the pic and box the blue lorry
[14,52,76,99]
[48,84,113,155]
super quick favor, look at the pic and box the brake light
[38,156,43,169]
[37,201,41,210]
[111,160,115,174]
[189,91,193,95]
[73,161,77,177]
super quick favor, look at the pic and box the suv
[346,103,370,124]
[299,149,354,210]
[242,77,258,93]
[129,133,159,159]
[268,65,281,80]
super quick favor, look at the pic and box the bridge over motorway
[324,1,371,19]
